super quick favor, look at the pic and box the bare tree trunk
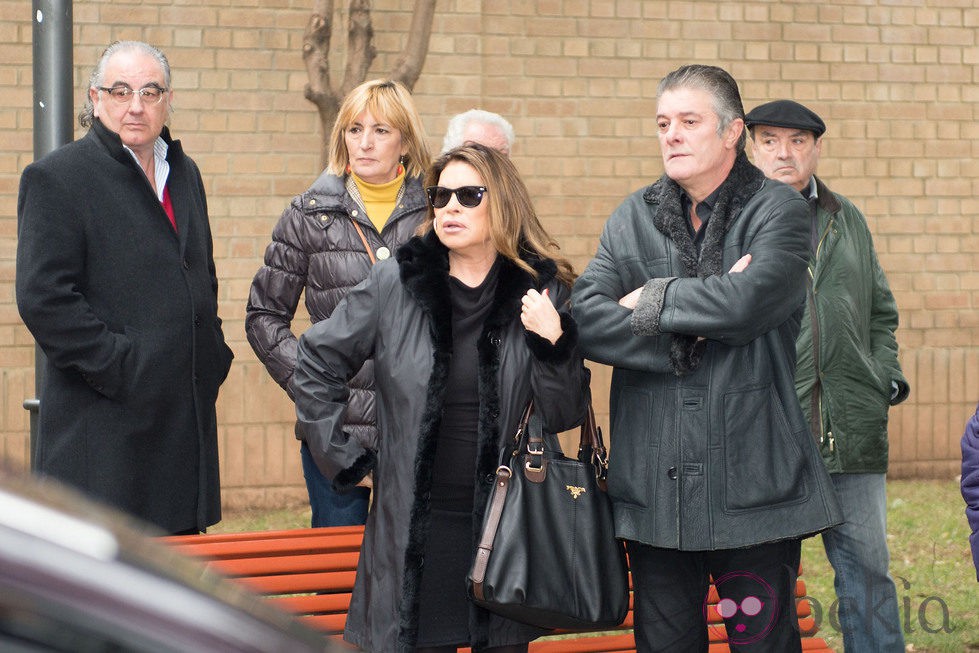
[302,0,339,164]
[390,0,437,89]
[303,0,437,168]
[340,0,375,98]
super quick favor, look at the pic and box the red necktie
[162,185,177,232]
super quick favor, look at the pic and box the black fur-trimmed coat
[292,231,590,652]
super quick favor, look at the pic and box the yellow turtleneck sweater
[351,170,405,233]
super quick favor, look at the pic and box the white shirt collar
[123,136,170,202]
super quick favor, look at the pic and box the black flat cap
[744,100,826,138]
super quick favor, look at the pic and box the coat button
[182,259,190,270]
[485,473,495,484]
[667,466,677,480]
[376,246,390,260]
[351,209,359,217]
[194,315,201,327]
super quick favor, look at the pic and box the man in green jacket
[745,100,910,652]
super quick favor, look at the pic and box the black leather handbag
[467,402,630,630]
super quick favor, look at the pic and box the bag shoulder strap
[469,466,512,600]
[348,217,377,265]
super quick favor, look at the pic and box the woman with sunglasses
[292,144,590,653]
[246,80,431,529]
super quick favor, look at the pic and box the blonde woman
[246,79,432,527]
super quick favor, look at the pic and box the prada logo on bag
[566,485,586,499]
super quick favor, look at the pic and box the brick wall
[1,0,975,510]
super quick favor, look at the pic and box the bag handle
[517,401,607,487]
[577,403,610,490]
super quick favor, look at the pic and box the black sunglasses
[425,185,488,209]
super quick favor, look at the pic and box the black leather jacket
[572,154,843,550]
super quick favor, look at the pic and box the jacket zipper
[808,219,833,451]
[806,272,823,446]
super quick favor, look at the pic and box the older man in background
[441,108,515,156]
[745,99,909,652]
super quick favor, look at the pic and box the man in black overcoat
[16,41,233,534]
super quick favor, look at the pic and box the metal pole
[27,0,73,467]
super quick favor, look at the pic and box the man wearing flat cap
[745,99,909,652]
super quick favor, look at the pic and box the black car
[0,470,333,653]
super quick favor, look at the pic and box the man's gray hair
[79,41,171,128]
[441,109,515,153]
[657,64,746,152]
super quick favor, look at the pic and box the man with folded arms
[573,65,843,652]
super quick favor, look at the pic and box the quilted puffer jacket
[245,170,428,450]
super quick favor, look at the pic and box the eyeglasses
[97,84,168,105]
[426,186,488,209]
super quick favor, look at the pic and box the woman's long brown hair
[420,144,576,287]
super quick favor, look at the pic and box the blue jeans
[821,473,904,652]
[300,441,369,527]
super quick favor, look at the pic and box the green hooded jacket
[795,177,910,474]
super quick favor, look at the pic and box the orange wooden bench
[164,526,834,652]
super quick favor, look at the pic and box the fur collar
[397,230,558,316]
[642,151,766,375]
